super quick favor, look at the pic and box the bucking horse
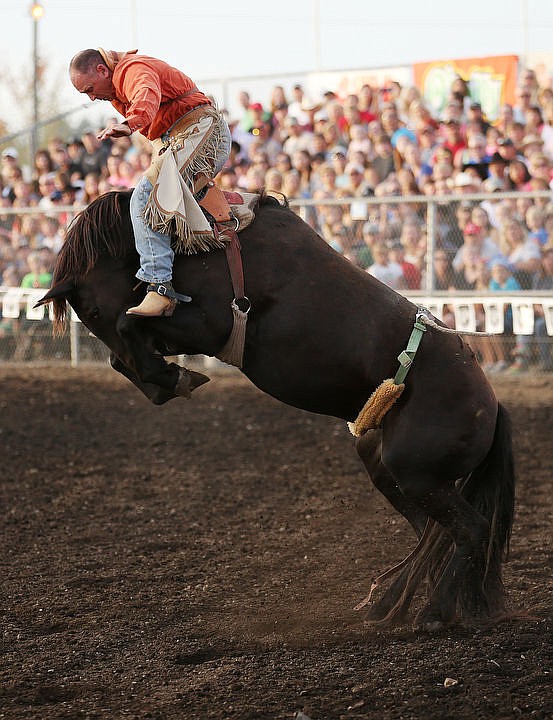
[37,190,515,628]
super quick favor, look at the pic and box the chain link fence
[1,191,553,372]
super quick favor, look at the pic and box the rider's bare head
[69,49,115,102]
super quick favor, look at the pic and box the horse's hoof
[361,599,410,626]
[420,619,447,632]
[364,602,391,622]
[175,367,210,398]
[416,603,455,631]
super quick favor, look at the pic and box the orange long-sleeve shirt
[110,54,211,140]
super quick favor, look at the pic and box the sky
[1,0,553,133]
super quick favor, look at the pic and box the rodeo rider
[69,48,235,317]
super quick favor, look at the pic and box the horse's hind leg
[363,478,493,627]
[402,478,492,626]
[356,432,495,624]
[356,431,428,538]
[355,431,431,622]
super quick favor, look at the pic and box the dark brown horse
[37,190,515,627]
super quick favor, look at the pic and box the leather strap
[219,224,245,301]
[147,282,191,304]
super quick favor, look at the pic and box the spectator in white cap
[282,116,312,156]
[520,133,545,162]
[453,170,481,193]
[341,163,371,197]
[2,147,19,161]
[1,148,21,190]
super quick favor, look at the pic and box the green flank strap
[393,310,428,385]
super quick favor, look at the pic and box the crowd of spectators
[1,68,553,370]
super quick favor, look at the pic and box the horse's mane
[53,190,133,286]
[49,190,132,333]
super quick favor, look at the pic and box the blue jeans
[129,119,232,284]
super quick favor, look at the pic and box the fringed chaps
[142,105,228,254]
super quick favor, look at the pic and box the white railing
[0,286,100,365]
[406,294,553,335]
[2,286,552,367]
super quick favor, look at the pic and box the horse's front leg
[109,352,180,405]
[114,316,210,401]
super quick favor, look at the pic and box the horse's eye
[89,307,100,320]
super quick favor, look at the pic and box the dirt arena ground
[1,365,552,720]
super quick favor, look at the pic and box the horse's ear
[34,280,75,308]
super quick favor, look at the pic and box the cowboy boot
[126,282,191,318]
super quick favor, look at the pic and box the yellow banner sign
[413,55,519,122]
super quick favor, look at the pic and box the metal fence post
[426,198,436,293]
[69,318,80,367]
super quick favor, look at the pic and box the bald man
[70,48,232,316]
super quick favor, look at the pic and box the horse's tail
[431,402,516,618]
[452,402,515,615]
[380,402,515,624]
[462,403,515,562]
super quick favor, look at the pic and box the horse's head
[36,190,140,353]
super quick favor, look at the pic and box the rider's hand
[97,122,132,140]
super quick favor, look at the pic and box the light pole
[130,0,138,48]
[313,0,321,71]
[30,2,44,160]
[521,0,529,68]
